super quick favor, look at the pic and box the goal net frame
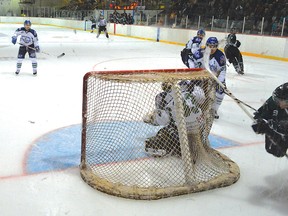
[80,68,240,200]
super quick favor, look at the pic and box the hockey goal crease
[80,68,240,200]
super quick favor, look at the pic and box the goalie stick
[19,43,65,58]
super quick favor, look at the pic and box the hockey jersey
[254,97,288,123]
[98,19,107,27]
[13,27,39,47]
[153,86,205,130]
[185,36,203,55]
[208,49,226,83]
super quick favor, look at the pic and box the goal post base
[80,150,240,200]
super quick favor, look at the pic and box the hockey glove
[235,40,241,48]
[180,48,190,67]
[35,46,40,53]
[11,36,17,45]
[252,118,269,134]
[265,134,287,158]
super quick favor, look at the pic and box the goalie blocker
[252,82,288,157]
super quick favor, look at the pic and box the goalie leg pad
[145,124,181,157]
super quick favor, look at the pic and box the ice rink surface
[0,23,288,216]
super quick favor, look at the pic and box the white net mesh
[80,69,240,200]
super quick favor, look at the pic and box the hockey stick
[203,47,255,121]
[222,91,257,111]
[19,43,65,58]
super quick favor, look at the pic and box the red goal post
[80,68,240,200]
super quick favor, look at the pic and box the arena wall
[0,16,287,60]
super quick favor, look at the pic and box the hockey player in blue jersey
[11,20,40,75]
[181,29,205,68]
[206,37,227,119]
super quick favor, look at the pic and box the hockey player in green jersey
[252,82,288,157]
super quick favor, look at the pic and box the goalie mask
[272,82,288,108]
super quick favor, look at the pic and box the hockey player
[143,81,205,157]
[252,82,288,158]
[11,20,40,75]
[96,15,109,39]
[90,16,97,33]
[224,28,244,75]
[181,29,206,69]
[206,37,227,119]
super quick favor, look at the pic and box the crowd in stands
[109,10,134,24]
[168,0,287,35]
[60,0,287,35]
[60,0,98,11]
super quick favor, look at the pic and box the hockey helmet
[206,37,218,48]
[197,29,206,38]
[272,83,288,106]
[24,20,32,26]
[230,27,237,34]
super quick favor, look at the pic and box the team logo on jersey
[22,36,32,44]
[220,55,226,65]
[209,61,217,72]
[273,110,278,117]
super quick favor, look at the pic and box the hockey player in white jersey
[11,20,40,75]
[206,37,227,119]
[143,81,205,157]
[96,15,109,38]
[181,29,205,69]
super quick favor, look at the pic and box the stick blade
[57,53,65,58]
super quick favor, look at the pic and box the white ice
[0,24,288,216]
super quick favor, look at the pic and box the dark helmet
[230,27,237,34]
[24,20,32,26]
[272,82,288,104]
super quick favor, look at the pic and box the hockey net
[80,68,240,200]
